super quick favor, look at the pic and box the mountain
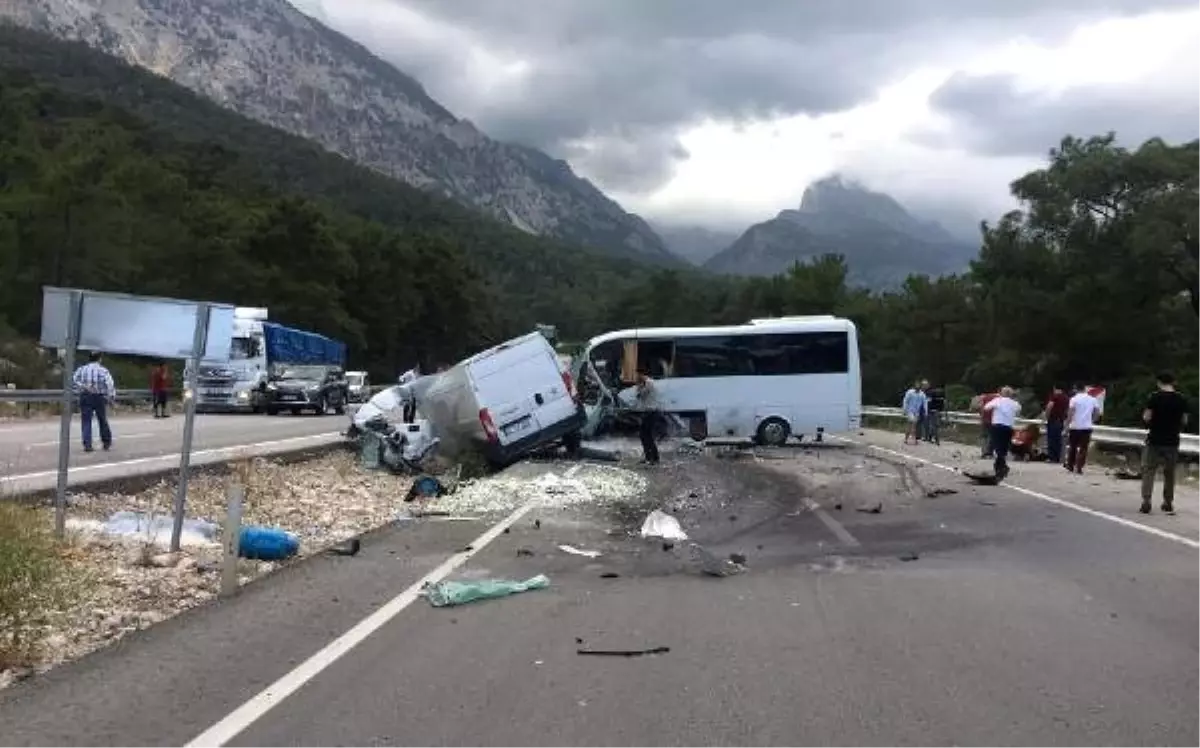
[704,176,977,287]
[0,0,675,262]
[654,224,741,266]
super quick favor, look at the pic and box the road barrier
[861,406,1199,455]
[1,388,177,403]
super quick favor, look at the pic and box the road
[0,429,1196,746]
[0,413,344,494]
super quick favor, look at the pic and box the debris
[577,646,670,657]
[423,574,550,607]
[516,548,535,557]
[925,488,958,498]
[239,526,300,561]
[898,551,920,562]
[327,538,361,557]
[94,511,219,549]
[640,510,688,541]
[1110,468,1142,480]
[729,552,748,566]
[534,519,542,530]
[575,445,620,463]
[692,544,743,577]
[728,514,738,522]
[833,502,843,511]
[600,572,620,579]
[978,500,998,506]
[963,471,1000,486]
[661,541,675,552]
[558,544,602,558]
[459,545,475,553]
[856,501,883,514]
[404,475,445,502]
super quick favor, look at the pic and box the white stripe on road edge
[0,433,343,485]
[832,436,1200,550]
[803,497,861,548]
[28,433,158,448]
[186,499,539,747]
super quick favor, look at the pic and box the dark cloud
[294,0,1197,192]
[928,71,1200,157]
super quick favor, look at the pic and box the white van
[419,332,586,465]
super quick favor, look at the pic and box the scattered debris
[516,548,535,557]
[692,544,744,577]
[662,541,675,551]
[423,574,550,607]
[238,526,300,561]
[577,646,670,657]
[833,501,843,511]
[459,545,475,553]
[600,572,621,579]
[1110,468,1142,481]
[898,551,920,562]
[404,475,445,502]
[729,552,748,566]
[327,538,361,557]
[80,511,219,549]
[964,471,1000,486]
[640,510,688,541]
[978,500,999,507]
[558,544,602,558]
[925,488,958,498]
[856,501,883,514]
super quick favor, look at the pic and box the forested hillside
[0,26,1195,427]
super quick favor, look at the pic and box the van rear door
[470,337,576,446]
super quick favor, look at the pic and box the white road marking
[185,498,539,747]
[28,433,157,448]
[833,436,1200,550]
[803,497,861,548]
[0,432,343,487]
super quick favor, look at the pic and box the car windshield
[347,373,365,386]
[279,366,327,381]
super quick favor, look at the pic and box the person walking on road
[1139,372,1190,515]
[1042,384,1069,464]
[924,384,945,445]
[150,361,171,418]
[73,351,116,453]
[902,380,927,445]
[634,369,661,465]
[974,390,999,458]
[1065,382,1101,473]
[983,386,1021,481]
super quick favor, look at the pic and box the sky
[288,0,1199,237]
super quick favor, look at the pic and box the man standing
[150,361,171,418]
[1042,385,1069,464]
[924,383,945,445]
[634,369,661,465]
[1065,382,1100,473]
[983,386,1021,481]
[901,380,926,446]
[73,351,115,452]
[975,390,999,458]
[1140,372,1190,514]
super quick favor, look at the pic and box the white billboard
[39,287,236,360]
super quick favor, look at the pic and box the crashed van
[418,331,585,466]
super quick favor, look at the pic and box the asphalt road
[0,430,1195,746]
[0,413,344,493]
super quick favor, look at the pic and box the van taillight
[479,408,499,443]
[561,371,578,403]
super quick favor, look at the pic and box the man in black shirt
[923,385,945,445]
[1140,372,1190,514]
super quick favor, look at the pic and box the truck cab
[193,308,271,413]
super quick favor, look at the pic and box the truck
[191,308,347,414]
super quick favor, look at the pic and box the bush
[0,503,79,668]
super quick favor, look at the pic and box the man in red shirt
[1042,385,1069,465]
[974,391,999,458]
[150,362,171,418]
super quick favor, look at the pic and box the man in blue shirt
[901,380,927,446]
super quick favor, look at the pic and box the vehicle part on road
[899,551,920,562]
[692,543,744,577]
[856,500,883,514]
[755,417,792,447]
[600,572,621,578]
[640,509,688,541]
[238,526,299,561]
[423,574,550,607]
[327,538,361,557]
[926,488,958,498]
[729,552,747,565]
[964,471,1001,486]
[577,646,670,657]
[558,544,602,558]
[516,547,535,557]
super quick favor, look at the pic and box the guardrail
[862,406,1200,455]
[1,388,176,403]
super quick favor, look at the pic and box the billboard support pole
[170,303,211,553]
[53,291,84,538]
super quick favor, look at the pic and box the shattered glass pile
[423,464,648,516]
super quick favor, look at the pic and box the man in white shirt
[983,386,1021,481]
[1065,382,1100,473]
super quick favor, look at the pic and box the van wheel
[756,417,791,447]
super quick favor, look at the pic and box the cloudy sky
[289,0,1198,236]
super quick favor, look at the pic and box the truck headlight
[184,388,193,400]
[237,390,249,400]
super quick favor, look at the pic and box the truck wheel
[755,417,791,447]
[314,396,328,415]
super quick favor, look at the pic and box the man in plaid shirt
[73,351,116,452]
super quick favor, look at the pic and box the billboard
[40,287,235,361]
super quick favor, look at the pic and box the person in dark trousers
[1042,384,1069,464]
[923,384,945,444]
[72,351,116,452]
[1065,382,1100,473]
[150,361,171,418]
[1140,372,1190,514]
[982,386,1021,481]
[974,391,999,458]
[634,369,661,465]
